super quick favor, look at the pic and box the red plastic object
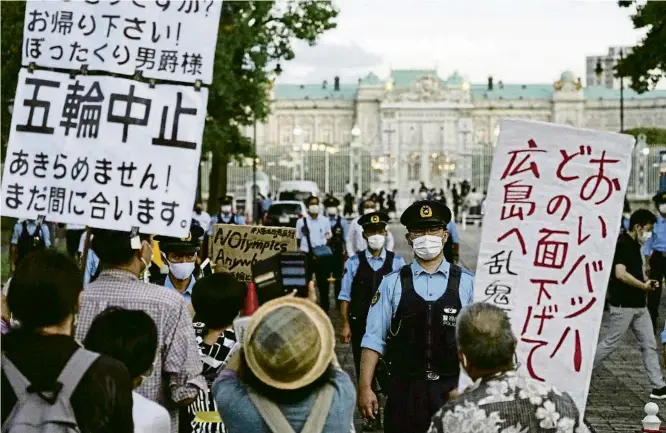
[243,281,259,316]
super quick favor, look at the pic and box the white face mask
[327,207,338,215]
[221,205,232,214]
[660,204,666,214]
[308,205,319,214]
[622,212,630,219]
[412,235,444,260]
[367,234,386,251]
[419,192,428,199]
[642,231,653,242]
[170,262,195,280]
[363,208,374,215]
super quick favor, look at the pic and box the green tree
[623,127,666,146]
[0,1,338,211]
[617,1,666,93]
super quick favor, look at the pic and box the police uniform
[361,200,474,433]
[646,190,666,328]
[153,224,205,304]
[207,196,245,236]
[338,211,405,380]
[325,196,348,301]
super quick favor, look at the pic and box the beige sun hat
[243,296,335,390]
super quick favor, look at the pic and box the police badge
[371,290,380,306]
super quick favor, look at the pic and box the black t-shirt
[608,233,647,308]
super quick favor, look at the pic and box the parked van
[277,181,320,202]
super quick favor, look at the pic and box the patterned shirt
[428,370,583,433]
[75,269,206,433]
[188,324,238,433]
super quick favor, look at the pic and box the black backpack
[16,222,46,266]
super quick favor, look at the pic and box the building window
[408,157,421,181]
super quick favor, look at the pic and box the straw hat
[243,296,335,390]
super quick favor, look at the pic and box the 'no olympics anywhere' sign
[0,68,207,238]
[22,0,222,84]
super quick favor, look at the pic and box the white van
[277,181,320,203]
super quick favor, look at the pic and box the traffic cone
[243,281,259,316]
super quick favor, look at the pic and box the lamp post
[293,127,303,180]
[595,53,624,132]
[636,134,649,198]
[350,125,361,192]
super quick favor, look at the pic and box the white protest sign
[473,119,634,416]
[1,68,207,237]
[22,0,222,84]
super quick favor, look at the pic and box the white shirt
[67,224,86,230]
[133,392,171,433]
[346,217,395,255]
[192,211,211,234]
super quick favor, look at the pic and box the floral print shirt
[428,371,584,433]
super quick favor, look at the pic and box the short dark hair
[91,230,151,266]
[629,209,656,230]
[83,307,158,379]
[192,273,245,329]
[305,196,319,205]
[8,250,82,330]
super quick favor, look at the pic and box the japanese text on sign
[210,225,298,283]
[23,0,222,84]
[473,119,634,417]
[1,68,207,237]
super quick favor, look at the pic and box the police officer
[325,195,348,302]
[153,224,205,305]
[357,200,474,433]
[10,219,50,273]
[207,196,245,237]
[646,189,666,330]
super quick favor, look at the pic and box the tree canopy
[0,1,338,209]
[617,1,666,93]
[623,127,666,146]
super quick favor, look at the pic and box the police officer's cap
[653,190,666,205]
[400,200,451,229]
[155,224,204,253]
[358,211,389,228]
[219,195,233,205]
[323,196,340,207]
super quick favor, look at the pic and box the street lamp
[293,127,304,180]
[596,54,625,132]
[349,126,362,192]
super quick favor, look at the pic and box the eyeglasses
[409,227,445,238]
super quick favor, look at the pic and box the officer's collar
[165,274,196,295]
[411,258,450,277]
[657,214,665,223]
[365,248,386,261]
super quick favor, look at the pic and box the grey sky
[277,0,650,85]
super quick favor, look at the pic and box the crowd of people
[1,184,665,433]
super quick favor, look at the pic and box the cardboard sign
[473,119,634,416]
[1,68,206,237]
[210,225,298,283]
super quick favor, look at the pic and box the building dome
[560,70,575,83]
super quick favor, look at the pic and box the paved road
[330,222,655,432]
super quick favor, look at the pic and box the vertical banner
[1,68,207,237]
[473,119,634,415]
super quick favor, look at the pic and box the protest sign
[210,225,298,283]
[1,68,207,237]
[473,119,634,415]
[22,0,222,84]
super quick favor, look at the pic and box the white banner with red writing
[1,68,207,237]
[472,119,634,416]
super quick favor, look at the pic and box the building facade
[585,46,633,89]
[238,69,666,204]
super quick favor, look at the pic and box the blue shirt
[644,215,666,255]
[447,221,460,243]
[207,213,246,235]
[328,215,349,240]
[213,367,356,433]
[10,221,51,247]
[295,215,332,253]
[338,249,406,302]
[361,259,475,355]
[164,274,196,304]
[262,198,273,211]
[83,250,100,288]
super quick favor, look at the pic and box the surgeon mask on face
[642,230,653,243]
[221,205,232,214]
[363,208,375,215]
[327,207,338,216]
[412,235,444,260]
[419,192,428,199]
[308,204,319,214]
[170,262,196,280]
[367,234,386,251]
[659,204,666,214]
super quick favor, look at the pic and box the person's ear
[441,232,449,244]
[404,233,412,246]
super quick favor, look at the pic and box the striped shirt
[189,324,237,433]
[75,269,206,433]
